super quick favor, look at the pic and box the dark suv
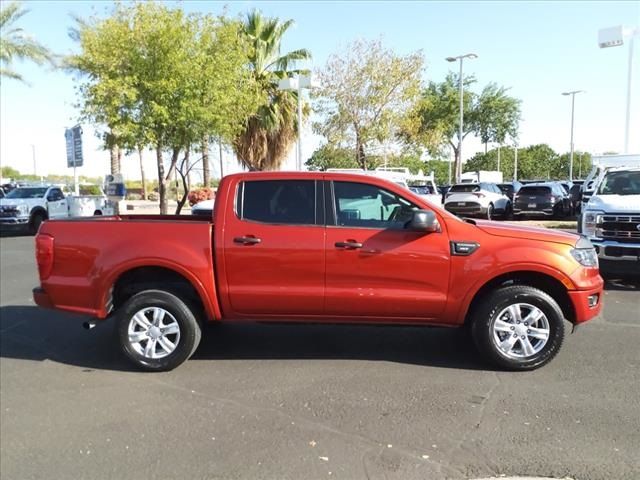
[497,181,523,201]
[513,182,572,219]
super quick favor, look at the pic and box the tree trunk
[156,144,167,215]
[110,143,120,175]
[185,146,191,191]
[202,138,210,187]
[138,147,147,200]
[485,142,488,154]
[175,154,190,215]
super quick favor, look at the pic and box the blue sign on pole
[65,125,83,168]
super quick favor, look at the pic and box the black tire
[470,285,565,371]
[29,212,45,234]
[117,289,202,371]
[486,203,494,220]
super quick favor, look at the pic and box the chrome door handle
[234,236,261,245]
[335,241,363,249]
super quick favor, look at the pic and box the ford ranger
[33,172,603,371]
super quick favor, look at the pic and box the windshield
[409,185,435,195]
[597,171,640,195]
[450,184,480,193]
[5,187,48,199]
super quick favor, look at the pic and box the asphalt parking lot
[1,233,638,480]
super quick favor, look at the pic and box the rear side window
[519,186,551,196]
[498,185,514,195]
[237,180,316,225]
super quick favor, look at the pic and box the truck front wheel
[470,286,565,370]
[117,290,202,371]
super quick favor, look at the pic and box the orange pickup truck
[33,172,603,371]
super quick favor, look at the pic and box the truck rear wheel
[117,289,202,371]
[470,285,565,371]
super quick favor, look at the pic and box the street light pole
[278,74,318,171]
[31,144,36,177]
[598,25,639,154]
[446,53,478,183]
[562,90,584,180]
[297,82,303,171]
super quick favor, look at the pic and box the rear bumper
[33,287,54,309]
[568,284,603,324]
[513,206,555,216]
[445,204,487,217]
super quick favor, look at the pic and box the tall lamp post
[278,74,319,170]
[598,25,639,154]
[562,90,584,180]
[446,53,478,183]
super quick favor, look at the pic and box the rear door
[222,179,325,316]
[324,180,450,320]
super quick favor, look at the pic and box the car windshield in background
[409,185,434,195]
[518,186,550,196]
[498,185,514,195]
[598,171,640,195]
[450,184,480,193]
[5,188,48,199]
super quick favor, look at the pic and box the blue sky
[1,0,639,180]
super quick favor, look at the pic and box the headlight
[570,247,598,268]
[16,204,29,215]
[582,210,603,238]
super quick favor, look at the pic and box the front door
[46,188,68,219]
[325,180,451,320]
[223,178,325,316]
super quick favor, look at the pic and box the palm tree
[1,1,53,83]
[233,11,311,171]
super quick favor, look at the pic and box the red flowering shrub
[188,188,216,206]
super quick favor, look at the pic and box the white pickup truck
[0,185,113,233]
[581,167,640,278]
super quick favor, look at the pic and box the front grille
[603,246,640,258]
[597,215,640,241]
[0,209,19,217]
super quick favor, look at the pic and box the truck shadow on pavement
[0,305,488,372]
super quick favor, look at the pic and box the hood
[0,198,37,208]
[474,220,579,246]
[587,194,640,212]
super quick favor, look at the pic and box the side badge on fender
[450,241,480,256]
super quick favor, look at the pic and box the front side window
[333,181,418,229]
[238,180,316,225]
[49,189,64,201]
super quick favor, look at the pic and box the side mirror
[409,210,440,233]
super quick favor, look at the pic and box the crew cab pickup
[33,172,603,371]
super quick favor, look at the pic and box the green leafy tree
[314,38,424,170]
[0,1,53,82]
[305,145,359,171]
[233,11,311,171]
[406,74,521,182]
[475,83,521,153]
[68,3,260,213]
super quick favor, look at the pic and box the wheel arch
[29,206,48,220]
[107,265,213,323]
[463,270,576,326]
